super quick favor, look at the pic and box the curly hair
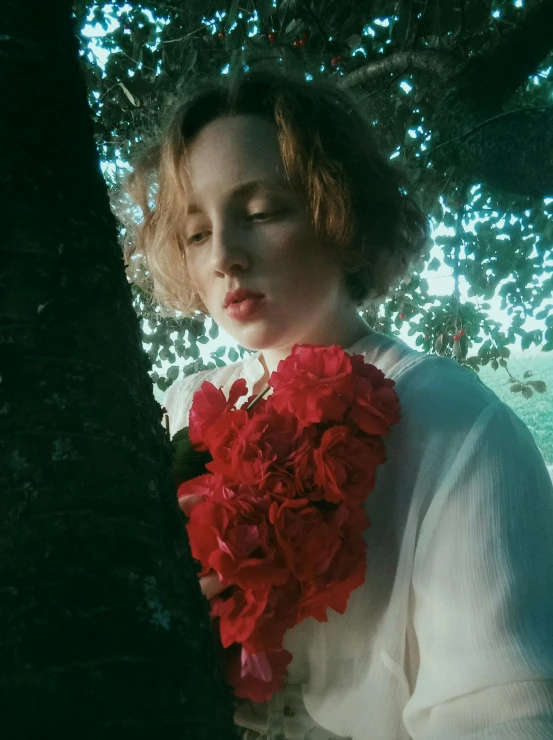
[113,66,430,318]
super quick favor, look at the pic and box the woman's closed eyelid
[187,211,275,244]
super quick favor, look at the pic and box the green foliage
[76,0,553,398]
[478,355,553,462]
[172,426,212,485]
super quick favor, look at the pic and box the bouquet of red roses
[173,344,400,703]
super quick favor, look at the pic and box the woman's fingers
[178,495,230,600]
[200,571,229,600]
[178,493,205,517]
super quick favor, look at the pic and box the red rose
[177,473,220,578]
[196,408,249,479]
[211,584,271,647]
[226,644,293,703]
[186,484,289,592]
[298,549,367,621]
[281,423,319,490]
[213,576,299,654]
[348,354,401,435]
[313,425,386,504]
[267,344,355,425]
[181,484,230,567]
[256,423,319,500]
[175,343,401,703]
[207,409,304,485]
[297,504,369,621]
[288,434,323,501]
[189,377,250,450]
[177,472,215,504]
[240,577,300,653]
[260,468,298,499]
[269,498,353,582]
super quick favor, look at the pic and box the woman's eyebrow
[186,178,290,215]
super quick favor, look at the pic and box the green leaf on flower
[172,426,213,484]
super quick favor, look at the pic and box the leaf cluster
[77,0,552,398]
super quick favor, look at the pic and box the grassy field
[475,354,552,465]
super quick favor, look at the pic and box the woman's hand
[179,493,229,600]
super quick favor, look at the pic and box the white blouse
[162,331,553,740]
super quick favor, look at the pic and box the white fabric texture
[162,331,553,740]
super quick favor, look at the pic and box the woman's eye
[187,213,273,245]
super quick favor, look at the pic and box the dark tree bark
[0,2,239,737]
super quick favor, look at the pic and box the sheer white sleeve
[403,399,553,739]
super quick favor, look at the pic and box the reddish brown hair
[114,67,429,317]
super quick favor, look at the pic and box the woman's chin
[220,318,274,350]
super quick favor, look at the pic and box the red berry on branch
[293,39,301,47]
[459,328,466,336]
[453,335,460,342]
[399,313,406,320]
[298,38,306,47]
[218,31,225,39]
[268,32,276,43]
[424,334,430,340]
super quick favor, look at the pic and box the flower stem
[245,384,271,411]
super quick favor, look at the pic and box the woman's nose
[209,223,250,274]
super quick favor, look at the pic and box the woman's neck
[257,317,374,381]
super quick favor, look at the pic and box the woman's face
[181,114,365,358]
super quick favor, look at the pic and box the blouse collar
[236,331,384,397]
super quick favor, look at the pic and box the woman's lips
[225,296,266,321]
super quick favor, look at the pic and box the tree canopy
[75,0,553,398]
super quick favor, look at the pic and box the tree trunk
[0,2,239,736]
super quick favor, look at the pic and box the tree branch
[461,0,553,103]
[337,49,461,90]
[439,106,553,197]
[301,0,330,48]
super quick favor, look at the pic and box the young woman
[117,69,553,740]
